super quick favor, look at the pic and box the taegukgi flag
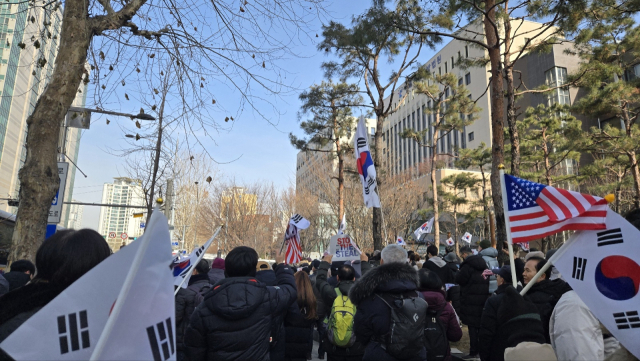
[445,238,455,246]
[396,236,406,245]
[550,210,640,359]
[284,214,310,264]
[461,232,472,243]
[354,116,380,208]
[338,214,347,235]
[0,210,176,361]
[172,233,217,288]
[414,217,434,240]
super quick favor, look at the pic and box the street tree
[440,172,481,254]
[11,0,325,261]
[290,81,363,224]
[401,68,478,247]
[318,1,434,250]
[455,142,492,240]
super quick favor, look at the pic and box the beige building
[0,2,87,228]
[97,178,146,251]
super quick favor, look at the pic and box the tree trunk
[431,117,440,249]
[145,94,166,228]
[485,0,507,260]
[503,13,520,177]
[372,112,385,250]
[337,146,345,225]
[10,0,91,262]
[628,151,640,209]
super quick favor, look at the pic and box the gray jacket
[479,247,499,293]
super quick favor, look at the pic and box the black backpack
[376,293,428,359]
[424,307,449,361]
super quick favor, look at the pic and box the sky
[72,0,442,230]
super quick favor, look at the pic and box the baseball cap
[492,265,513,284]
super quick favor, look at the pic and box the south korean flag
[551,209,640,359]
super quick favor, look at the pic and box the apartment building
[97,177,146,251]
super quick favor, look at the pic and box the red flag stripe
[540,189,573,221]
[555,187,587,214]
[510,210,547,222]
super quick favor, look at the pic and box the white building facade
[97,177,146,251]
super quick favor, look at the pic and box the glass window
[468,131,475,142]
[445,87,450,98]
[451,56,455,69]
[465,45,469,58]
[461,126,467,149]
[545,67,570,106]
[458,77,463,86]
[445,62,448,73]
[465,73,471,85]
[439,67,442,75]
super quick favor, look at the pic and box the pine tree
[401,67,478,247]
[455,142,492,241]
[440,172,481,255]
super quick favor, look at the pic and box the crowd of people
[0,223,638,361]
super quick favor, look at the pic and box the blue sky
[73,0,443,229]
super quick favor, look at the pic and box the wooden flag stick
[499,166,519,288]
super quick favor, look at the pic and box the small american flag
[504,174,608,243]
[284,224,303,264]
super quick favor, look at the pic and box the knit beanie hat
[479,239,492,249]
[524,251,545,261]
[211,257,225,270]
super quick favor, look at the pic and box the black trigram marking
[57,310,90,354]
[357,137,367,149]
[613,311,640,330]
[291,214,303,223]
[597,228,624,247]
[147,318,175,361]
[572,257,587,281]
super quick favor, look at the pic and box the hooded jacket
[479,248,499,293]
[0,275,8,296]
[255,269,286,361]
[423,256,455,285]
[284,301,316,361]
[524,278,572,343]
[184,263,296,361]
[315,260,370,359]
[207,268,225,285]
[187,273,213,305]
[478,283,510,361]
[419,289,463,361]
[349,262,426,361]
[455,254,489,327]
[175,286,199,354]
[2,272,30,292]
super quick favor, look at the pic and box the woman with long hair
[284,271,318,361]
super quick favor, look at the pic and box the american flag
[284,223,303,264]
[504,174,608,243]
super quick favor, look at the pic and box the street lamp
[68,106,156,121]
[125,134,143,141]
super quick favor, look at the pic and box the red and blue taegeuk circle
[595,255,640,301]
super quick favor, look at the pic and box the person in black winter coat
[349,245,427,361]
[255,267,287,361]
[494,287,547,353]
[478,266,519,361]
[176,286,200,360]
[187,260,213,303]
[0,229,111,360]
[316,253,371,361]
[522,257,571,343]
[422,245,455,285]
[284,271,318,361]
[2,260,35,292]
[443,252,462,315]
[0,274,9,296]
[455,246,489,360]
[185,247,297,361]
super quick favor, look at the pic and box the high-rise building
[97,178,146,251]
[66,200,84,230]
[0,2,87,227]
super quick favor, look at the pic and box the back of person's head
[35,229,111,288]
[459,246,472,257]
[427,245,438,257]
[337,264,356,281]
[195,259,210,275]
[418,269,443,291]
[413,254,421,262]
[370,250,382,261]
[311,259,320,270]
[10,259,35,274]
[407,250,415,258]
[211,257,225,270]
[294,271,317,320]
[225,246,258,277]
[381,244,408,264]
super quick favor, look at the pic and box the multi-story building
[0,2,87,227]
[97,177,146,251]
[381,20,593,178]
[66,200,84,230]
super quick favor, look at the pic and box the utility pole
[193,181,199,248]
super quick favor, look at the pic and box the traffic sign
[140,222,145,229]
[108,232,116,239]
[48,162,69,224]
[121,232,128,240]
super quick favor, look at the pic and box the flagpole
[174,226,222,295]
[499,166,518,288]
[90,210,161,361]
[378,196,389,245]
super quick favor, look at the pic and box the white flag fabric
[396,236,406,245]
[289,214,310,230]
[414,217,434,240]
[445,238,455,246]
[172,233,217,289]
[338,214,347,235]
[551,210,640,359]
[461,232,472,243]
[0,211,176,361]
[354,117,381,208]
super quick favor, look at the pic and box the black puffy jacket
[255,269,286,361]
[175,286,199,355]
[284,302,316,361]
[185,263,297,361]
[523,279,571,343]
[455,254,489,327]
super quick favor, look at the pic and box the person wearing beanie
[456,246,489,360]
[477,240,499,294]
[479,266,519,361]
[208,257,226,285]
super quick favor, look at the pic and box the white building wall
[97,178,146,251]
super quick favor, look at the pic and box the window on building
[438,67,442,75]
[461,126,467,149]
[370,127,375,135]
[451,56,455,69]
[458,77,463,86]
[545,67,570,106]
[465,45,469,58]
[468,131,475,142]
[465,72,471,85]
[445,62,448,73]
[445,87,449,98]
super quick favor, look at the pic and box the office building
[97,177,146,251]
[0,2,87,226]
[66,200,84,230]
